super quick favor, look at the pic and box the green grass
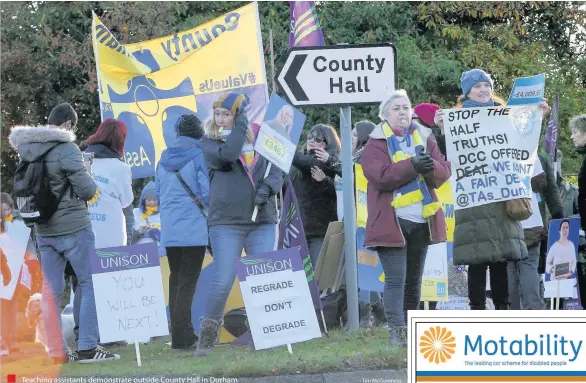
[57,328,403,377]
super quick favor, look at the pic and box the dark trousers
[166,246,206,348]
[378,219,430,328]
[578,262,586,309]
[468,262,509,309]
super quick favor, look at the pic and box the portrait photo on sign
[545,218,579,282]
[261,93,305,145]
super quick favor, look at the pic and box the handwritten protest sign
[0,220,30,300]
[255,93,306,173]
[507,74,545,106]
[235,248,321,350]
[444,105,543,210]
[90,243,169,343]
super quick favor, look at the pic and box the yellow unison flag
[92,3,269,178]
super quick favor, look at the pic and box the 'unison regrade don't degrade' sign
[444,105,543,210]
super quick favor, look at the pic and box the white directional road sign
[277,43,397,108]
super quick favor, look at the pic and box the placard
[0,220,30,299]
[544,218,580,298]
[90,243,169,343]
[235,248,321,350]
[444,105,543,210]
[420,243,449,302]
[507,74,545,106]
[255,93,305,173]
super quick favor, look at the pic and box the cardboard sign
[544,218,580,298]
[255,93,306,173]
[235,248,321,350]
[0,220,30,299]
[444,105,543,210]
[89,243,169,343]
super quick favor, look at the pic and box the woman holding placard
[545,219,577,280]
[196,92,283,357]
[361,90,451,345]
[434,69,550,310]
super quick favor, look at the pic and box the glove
[411,147,434,174]
[254,184,271,207]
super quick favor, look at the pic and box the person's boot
[194,318,222,357]
[470,305,486,310]
[495,304,509,310]
[389,326,407,347]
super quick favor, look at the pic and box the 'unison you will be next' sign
[444,105,543,210]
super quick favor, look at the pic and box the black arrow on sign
[284,54,309,102]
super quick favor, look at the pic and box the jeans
[378,219,430,328]
[307,236,325,268]
[508,243,544,310]
[166,246,206,348]
[468,262,509,309]
[37,226,99,356]
[205,224,276,321]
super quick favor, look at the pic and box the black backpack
[13,152,67,226]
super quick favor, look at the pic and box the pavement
[236,369,407,383]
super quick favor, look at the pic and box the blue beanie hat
[213,92,249,116]
[460,69,493,97]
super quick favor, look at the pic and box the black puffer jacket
[289,150,340,238]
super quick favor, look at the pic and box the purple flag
[540,95,559,162]
[289,1,325,48]
[278,177,322,310]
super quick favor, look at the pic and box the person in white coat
[84,119,134,249]
[132,181,164,255]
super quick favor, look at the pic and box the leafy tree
[2,1,585,195]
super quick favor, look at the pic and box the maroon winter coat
[360,124,451,248]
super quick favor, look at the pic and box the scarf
[141,206,158,221]
[381,121,442,218]
[5,214,13,223]
[462,99,495,108]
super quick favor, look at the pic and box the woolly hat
[175,114,204,140]
[413,103,441,128]
[460,69,493,97]
[213,92,249,116]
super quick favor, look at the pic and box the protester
[361,90,451,345]
[556,150,579,217]
[132,181,162,251]
[413,103,445,156]
[352,120,376,163]
[8,103,119,363]
[196,93,283,357]
[434,69,549,310]
[156,114,210,349]
[511,154,563,309]
[290,124,341,266]
[84,119,134,248]
[572,114,586,309]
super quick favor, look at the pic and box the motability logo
[419,326,457,364]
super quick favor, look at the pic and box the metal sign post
[277,43,397,331]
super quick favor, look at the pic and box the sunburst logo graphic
[88,188,101,206]
[419,326,456,364]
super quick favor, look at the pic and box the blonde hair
[204,116,254,143]
[570,114,586,135]
[378,90,411,120]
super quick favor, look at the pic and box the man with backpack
[8,103,120,364]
